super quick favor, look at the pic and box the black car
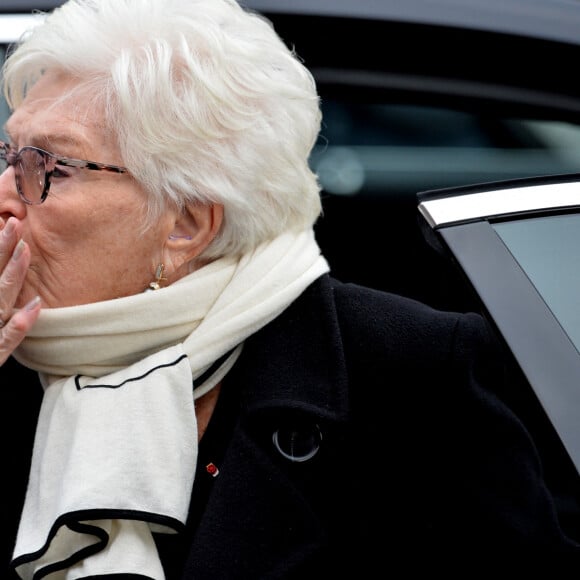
[4,0,580,540]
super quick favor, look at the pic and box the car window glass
[311,99,580,197]
[493,214,580,351]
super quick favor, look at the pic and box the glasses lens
[0,144,9,173]
[18,148,46,204]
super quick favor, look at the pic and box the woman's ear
[163,203,224,278]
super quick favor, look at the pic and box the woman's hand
[0,217,41,366]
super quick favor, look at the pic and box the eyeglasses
[0,140,128,205]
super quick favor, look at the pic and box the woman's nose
[0,166,26,219]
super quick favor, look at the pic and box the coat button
[272,422,322,462]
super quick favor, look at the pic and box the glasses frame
[0,140,128,205]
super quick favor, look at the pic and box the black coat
[4,274,580,579]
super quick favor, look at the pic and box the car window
[311,99,580,198]
[493,214,580,352]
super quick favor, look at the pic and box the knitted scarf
[10,228,329,580]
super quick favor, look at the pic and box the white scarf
[11,228,329,580]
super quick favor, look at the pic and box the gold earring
[148,263,167,291]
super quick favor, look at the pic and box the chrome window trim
[418,180,580,228]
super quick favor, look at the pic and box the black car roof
[4,0,580,48]
[244,0,580,47]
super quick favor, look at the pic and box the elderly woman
[0,0,577,578]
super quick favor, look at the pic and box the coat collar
[234,274,350,421]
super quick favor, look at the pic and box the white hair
[2,0,323,259]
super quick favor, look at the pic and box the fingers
[0,217,41,366]
[0,296,41,366]
[0,217,27,322]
